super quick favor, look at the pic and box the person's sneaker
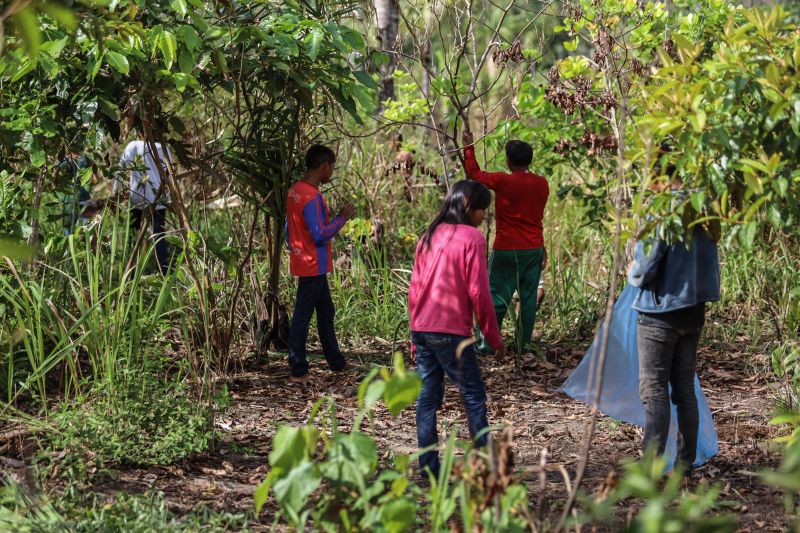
[290,372,311,382]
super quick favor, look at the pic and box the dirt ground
[1,339,791,531]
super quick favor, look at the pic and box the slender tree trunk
[375,0,400,108]
[27,164,47,250]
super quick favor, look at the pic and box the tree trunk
[27,164,47,250]
[375,0,400,107]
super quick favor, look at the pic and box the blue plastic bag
[560,285,718,470]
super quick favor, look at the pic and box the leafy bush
[763,439,800,527]
[578,450,736,533]
[47,379,215,472]
[0,480,249,532]
[255,354,533,532]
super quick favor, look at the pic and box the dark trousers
[130,207,169,274]
[637,322,701,466]
[288,275,346,377]
[413,332,488,477]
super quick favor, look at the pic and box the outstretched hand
[462,130,474,147]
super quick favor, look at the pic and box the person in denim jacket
[628,212,720,469]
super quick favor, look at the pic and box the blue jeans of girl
[412,331,488,477]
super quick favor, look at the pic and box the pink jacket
[408,224,502,350]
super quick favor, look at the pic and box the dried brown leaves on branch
[579,128,618,156]
[545,71,616,119]
[450,428,517,532]
[385,154,442,202]
[492,40,524,66]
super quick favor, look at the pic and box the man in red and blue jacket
[286,144,355,379]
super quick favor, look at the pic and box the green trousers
[479,248,544,352]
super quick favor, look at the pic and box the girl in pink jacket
[408,180,504,478]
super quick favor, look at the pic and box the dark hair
[421,180,491,249]
[306,144,336,170]
[505,140,533,167]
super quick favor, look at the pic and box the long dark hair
[421,180,491,249]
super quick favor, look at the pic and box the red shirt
[286,180,345,277]
[408,224,502,349]
[464,146,549,250]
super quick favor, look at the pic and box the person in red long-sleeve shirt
[462,130,550,353]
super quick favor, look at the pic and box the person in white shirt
[114,130,173,273]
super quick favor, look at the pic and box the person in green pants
[462,130,550,352]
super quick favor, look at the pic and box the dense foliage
[1,0,799,531]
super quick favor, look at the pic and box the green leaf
[106,51,130,75]
[87,49,105,80]
[272,461,320,524]
[690,191,705,213]
[253,478,271,514]
[337,25,365,51]
[383,354,422,416]
[159,31,178,69]
[178,50,196,74]
[177,25,201,53]
[353,70,379,91]
[738,221,757,249]
[364,380,385,411]
[22,133,46,168]
[254,468,282,514]
[379,498,416,533]
[97,97,120,121]
[371,51,391,68]
[305,28,323,61]
[268,425,317,471]
[12,7,41,56]
[39,2,76,30]
[170,0,188,16]
[321,431,377,485]
[10,58,37,82]
[212,50,229,74]
[0,239,35,261]
[563,36,579,52]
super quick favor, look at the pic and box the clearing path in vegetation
[22,339,787,531]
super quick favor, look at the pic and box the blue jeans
[413,332,488,476]
[289,275,346,377]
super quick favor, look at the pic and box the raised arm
[463,146,507,190]
[303,194,345,246]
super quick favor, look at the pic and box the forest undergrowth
[2,0,800,530]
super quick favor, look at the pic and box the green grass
[0,480,251,532]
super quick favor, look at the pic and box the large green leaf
[106,51,130,75]
[379,498,416,533]
[159,31,178,69]
[321,431,377,485]
[305,28,323,61]
[353,70,378,91]
[268,425,318,471]
[383,354,422,416]
[272,461,321,524]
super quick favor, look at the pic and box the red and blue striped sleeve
[302,194,344,246]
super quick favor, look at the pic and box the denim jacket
[628,226,720,314]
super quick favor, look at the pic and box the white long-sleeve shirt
[114,140,172,210]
